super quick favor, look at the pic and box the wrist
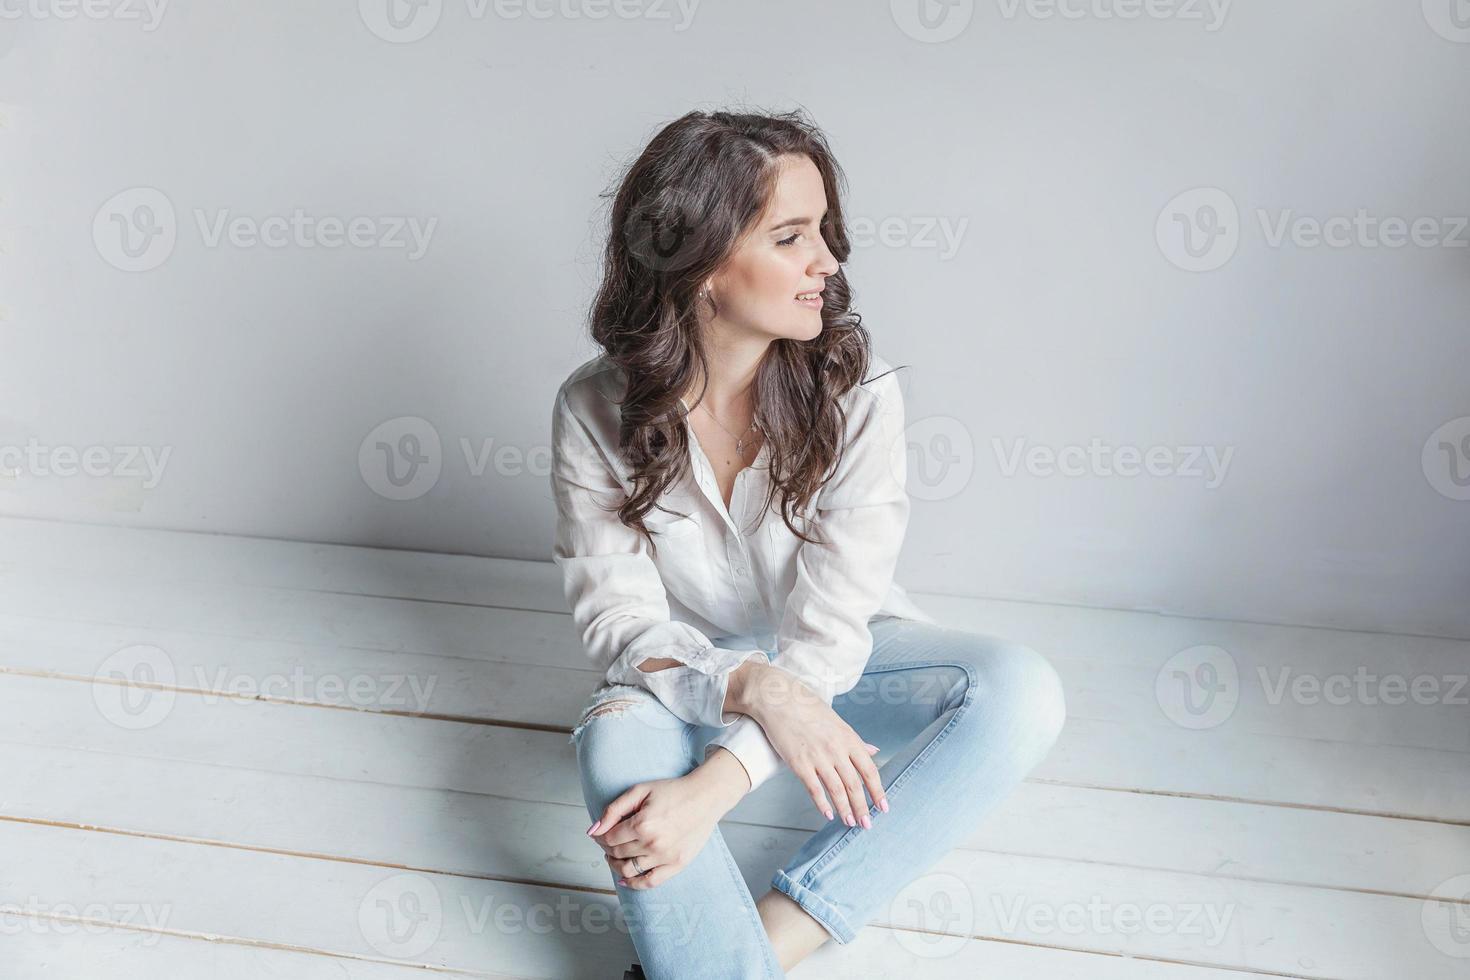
[688,746,751,814]
[723,656,770,717]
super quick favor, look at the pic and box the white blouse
[549,350,937,792]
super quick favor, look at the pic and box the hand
[585,756,744,890]
[735,663,888,828]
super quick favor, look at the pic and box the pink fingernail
[823,808,834,821]
[587,821,600,836]
[860,814,872,829]
[879,799,889,813]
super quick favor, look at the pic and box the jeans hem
[770,868,856,945]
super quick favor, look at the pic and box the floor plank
[6,818,1437,979]
[4,517,1465,978]
[4,731,1464,902]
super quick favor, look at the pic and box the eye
[777,233,799,247]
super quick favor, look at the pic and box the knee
[963,641,1068,750]
[1015,645,1068,748]
[571,687,682,806]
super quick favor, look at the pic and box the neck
[682,342,771,419]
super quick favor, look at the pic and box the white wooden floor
[1,516,1466,979]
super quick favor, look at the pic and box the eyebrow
[767,209,829,233]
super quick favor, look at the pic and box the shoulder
[850,350,907,418]
[553,353,625,425]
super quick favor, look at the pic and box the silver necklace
[698,401,762,461]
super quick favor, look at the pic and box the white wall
[2,2,1466,637]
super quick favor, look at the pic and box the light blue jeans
[569,615,1068,979]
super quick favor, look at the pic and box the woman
[550,108,1067,979]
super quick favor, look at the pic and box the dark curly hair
[587,106,905,554]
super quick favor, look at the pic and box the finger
[865,742,881,754]
[799,772,835,822]
[599,819,642,849]
[607,853,654,881]
[620,861,679,889]
[852,747,889,814]
[817,766,855,827]
[835,759,871,829]
[589,785,648,836]
[605,838,646,859]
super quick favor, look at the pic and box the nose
[810,236,839,277]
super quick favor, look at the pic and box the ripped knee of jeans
[569,684,647,744]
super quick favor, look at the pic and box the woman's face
[704,153,840,343]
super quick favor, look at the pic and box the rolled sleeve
[703,714,786,791]
[605,627,767,729]
[551,386,765,729]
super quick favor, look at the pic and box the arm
[700,365,914,794]
[550,386,767,736]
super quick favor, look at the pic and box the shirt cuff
[603,621,768,729]
[703,715,785,793]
